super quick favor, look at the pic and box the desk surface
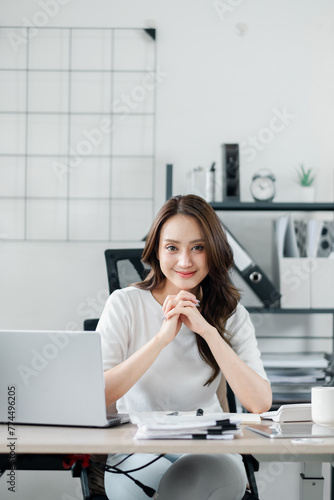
[1,423,334,460]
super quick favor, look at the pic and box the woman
[98,194,271,500]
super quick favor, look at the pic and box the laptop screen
[0,330,109,427]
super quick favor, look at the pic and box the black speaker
[222,143,239,201]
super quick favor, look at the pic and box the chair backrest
[84,249,149,332]
[104,248,150,294]
[83,318,99,331]
[216,374,237,413]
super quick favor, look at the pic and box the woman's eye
[192,245,204,251]
[166,245,177,252]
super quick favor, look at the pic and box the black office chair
[104,248,149,295]
[82,249,148,333]
[83,318,99,331]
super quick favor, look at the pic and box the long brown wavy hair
[135,194,240,385]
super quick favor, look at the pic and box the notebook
[0,330,130,427]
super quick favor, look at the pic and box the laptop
[246,422,334,439]
[0,330,130,427]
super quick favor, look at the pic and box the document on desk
[130,411,260,440]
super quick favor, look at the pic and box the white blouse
[97,286,268,414]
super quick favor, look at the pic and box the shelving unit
[246,307,334,346]
[212,201,334,409]
[211,202,334,211]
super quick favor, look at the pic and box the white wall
[1,1,334,499]
[1,0,334,331]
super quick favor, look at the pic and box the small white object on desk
[311,386,334,426]
[260,403,312,423]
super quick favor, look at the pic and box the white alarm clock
[250,169,276,202]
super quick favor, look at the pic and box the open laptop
[0,330,130,427]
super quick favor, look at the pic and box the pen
[166,411,179,416]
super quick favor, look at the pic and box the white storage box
[310,257,334,308]
[278,257,312,308]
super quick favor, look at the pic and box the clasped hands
[159,290,215,344]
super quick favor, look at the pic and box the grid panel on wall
[0,26,156,241]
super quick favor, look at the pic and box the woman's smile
[175,270,197,278]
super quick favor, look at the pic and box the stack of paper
[130,411,258,440]
[262,353,331,407]
[262,352,329,370]
[268,370,326,385]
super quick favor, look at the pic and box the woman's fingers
[163,300,197,318]
[165,301,197,318]
[162,292,199,316]
[175,290,199,304]
[165,303,210,338]
[162,296,176,316]
[159,312,183,345]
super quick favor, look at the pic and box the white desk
[1,423,334,499]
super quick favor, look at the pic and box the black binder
[224,226,280,307]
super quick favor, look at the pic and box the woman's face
[157,214,209,296]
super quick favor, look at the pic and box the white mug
[311,387,334,426]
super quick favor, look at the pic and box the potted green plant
[295,164,315,202]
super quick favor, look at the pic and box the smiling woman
[97,194,271,500]
[156,214,209,296]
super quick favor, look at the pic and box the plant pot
[299,186,315,203]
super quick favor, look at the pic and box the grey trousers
[104,453,247,500]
